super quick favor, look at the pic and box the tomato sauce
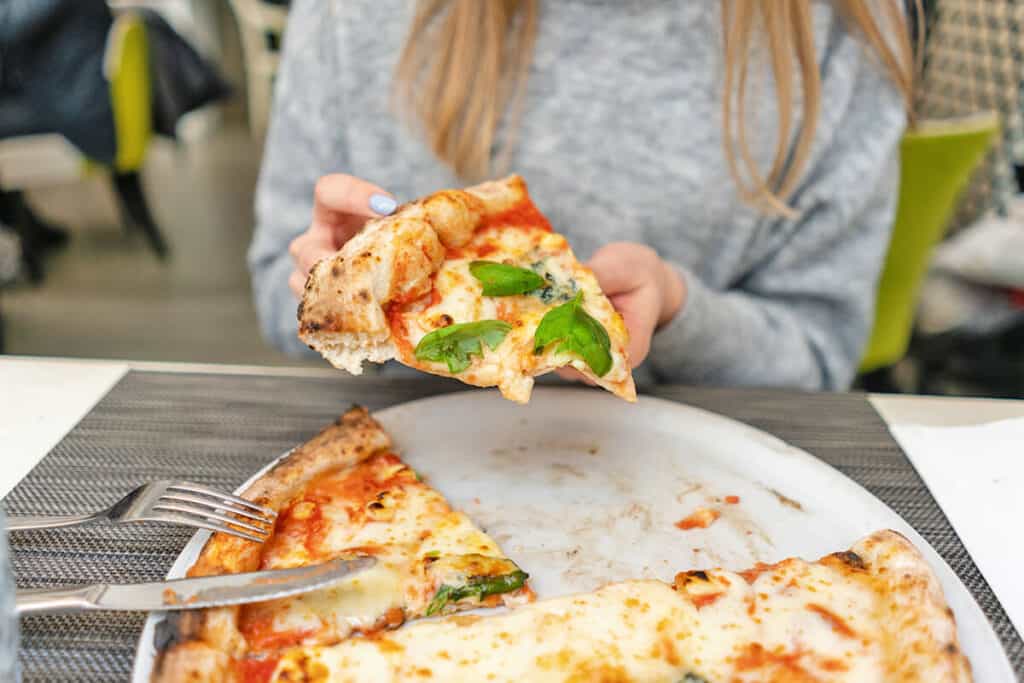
[239,616,314,652]
[806,603,856,638]
[690,592,724,609]
[445,238,503,261]
[386,303,413,360]
[236,656,281,683]
[674,508,720,530]
[478,198,552,233]
[739,562,776,583]
[733,643,814,679]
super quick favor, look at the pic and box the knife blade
[15,555,376,616]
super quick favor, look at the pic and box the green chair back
[107,13,152,173]
[859,113,1000,373]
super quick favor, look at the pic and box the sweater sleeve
[647,56,905,391]
[247,0,341,356]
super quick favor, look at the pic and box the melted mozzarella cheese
[241,455,527,652]
[268,553,922,682]
[274,581,698,683]
[266,563,405,643]
[394,223,632,402]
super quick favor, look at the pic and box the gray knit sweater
[249,0,906,390]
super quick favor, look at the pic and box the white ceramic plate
[133,388,1014,681]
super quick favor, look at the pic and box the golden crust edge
[851,529,973,683]
[150,406,392,683]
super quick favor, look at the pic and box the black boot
[0,189,69,251]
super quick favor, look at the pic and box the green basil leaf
[414,320,512,374]
[469,260,546,296]
[424,584,454,616]
[424,569,529,617]
[533,291,613,377]
[470,569,529,598]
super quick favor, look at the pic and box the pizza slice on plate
[264,530,971,683]
[152,407,533,682]
[298,175,636,403]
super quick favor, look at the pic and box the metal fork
[7,480,277,543]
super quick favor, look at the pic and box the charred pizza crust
[152,407,391,682]
[298,180,521,372]
[298,175,636,403]
[671,529,971,682]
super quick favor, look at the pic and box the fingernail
[369,194,397,216]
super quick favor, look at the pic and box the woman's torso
[323,0,852,281]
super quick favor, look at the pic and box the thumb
[587,243,647,296]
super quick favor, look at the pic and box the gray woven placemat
[4,371,1021,681]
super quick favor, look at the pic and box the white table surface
[2,355,1023,637]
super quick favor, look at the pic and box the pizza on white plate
[298,175,636,404]
[152,408,533,682]
[268,530,972,683]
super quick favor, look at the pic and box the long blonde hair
[395,0,917,213]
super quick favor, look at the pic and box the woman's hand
[561,242,686,377]
[288,174,397,298]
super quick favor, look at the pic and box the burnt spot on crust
[300,312,344,335]
[833,550,866,570]
[945,642,959,655]
[358,289,371,302]
[690,570,710,581]
[331,263,342,278]
[153,610,202,653]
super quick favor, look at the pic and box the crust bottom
[307,333,396,375]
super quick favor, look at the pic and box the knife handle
[15,585,103,616]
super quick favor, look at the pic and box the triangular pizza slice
[153,408,533,681]
[298,175,636,403]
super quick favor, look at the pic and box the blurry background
[0,0,299,366]
[0,0,1022,395]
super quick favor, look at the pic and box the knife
[15,556,376,616]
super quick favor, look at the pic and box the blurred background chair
[227,0,289,139]
[0,11,167,276]
[858,113,1000,388]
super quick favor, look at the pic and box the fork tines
[153,481,277,544]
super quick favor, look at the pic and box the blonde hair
[395,0,917,214]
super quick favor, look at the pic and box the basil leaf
[470,569,529,598]
[533,291,613,377]
[469,260,546,296]
[424,570,529,617]
[425,584,454,616]
[414,320,512,374]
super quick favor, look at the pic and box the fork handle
[6,512,105,532]
[16,585,102,615]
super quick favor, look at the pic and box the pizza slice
[298,175,636,403]
[152,407,533,683]
[266,530,971,682]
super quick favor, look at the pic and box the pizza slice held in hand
[298,175,636,403]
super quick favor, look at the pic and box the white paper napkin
[888,418,1024,637]
[0,359,127,498]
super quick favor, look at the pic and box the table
[2,356,1022,681]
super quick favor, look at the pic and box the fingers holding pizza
[560,243,686,377]
[287,174,397,298]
